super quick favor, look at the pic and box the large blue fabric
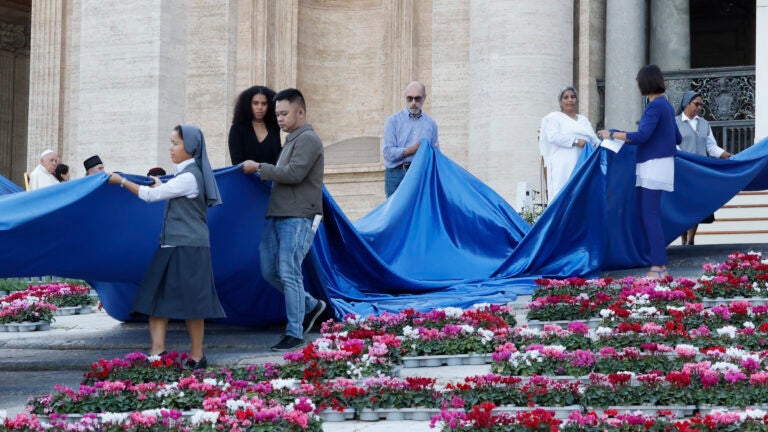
[0,137,767,325]
[0,174,22,195]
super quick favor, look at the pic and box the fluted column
[757,0,768,140]
[0,52,14,177]
[235,0,268,92]
[383,0,413,113]
[576,0,606,125]
[186,0,237,168]
[650,0,690,70]
[469,0,573,207]
[431,0,470,165]
[605,0,647,131]
[268,0,298,92]
[27,0,63,171]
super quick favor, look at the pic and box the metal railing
[597,66,756,154]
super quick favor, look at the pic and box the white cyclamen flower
[595,326,613,336]
[402,326,419,340]
[190,410,220,425]
[599,309,614,318]
[270,378,299,390]
[441,307,464,318]
[716,325,738,339]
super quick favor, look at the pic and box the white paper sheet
[600,138,625,153]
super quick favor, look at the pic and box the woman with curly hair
[228,85,282,166]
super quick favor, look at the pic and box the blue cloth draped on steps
[0,137,767,325]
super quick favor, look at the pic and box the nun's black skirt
[130,246,226,320]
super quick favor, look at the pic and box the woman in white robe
[539,86,600,202]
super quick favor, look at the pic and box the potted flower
[82,352,188,385]
[561,410,678,431]
[431,403,563,431]
[511,322,592,350]
[491,344,595,377]
[279,332,400,381]
[0,297,56,330]
[582,371,697,409]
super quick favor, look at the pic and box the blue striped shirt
[382,108,439,168]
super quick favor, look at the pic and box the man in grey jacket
[242,88,326,351]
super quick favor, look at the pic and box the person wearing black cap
[147,167,167,177]
[83,155,104,176]
[675,90,731,246]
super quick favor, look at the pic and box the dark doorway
[690,0,756,67]
[0,0,31,187]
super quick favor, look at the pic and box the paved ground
[1,243,767,430]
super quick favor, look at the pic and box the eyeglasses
[693,102,703,107]
[406,96,423,103]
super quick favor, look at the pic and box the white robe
[538,112,599,201]
[28,164,59,190]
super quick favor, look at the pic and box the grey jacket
[259,124,324,218]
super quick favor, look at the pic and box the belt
[393,162,411,170]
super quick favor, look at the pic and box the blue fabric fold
[0,137,767,325]
[0,174,22,195]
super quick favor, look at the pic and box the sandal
[646,269,669,279]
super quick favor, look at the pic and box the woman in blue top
[599,65,682,279]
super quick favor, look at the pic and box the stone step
[686,191,768,244]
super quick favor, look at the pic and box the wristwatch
[573,139,579,145]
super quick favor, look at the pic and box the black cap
[147,167,166,176]
[83,155,103,171]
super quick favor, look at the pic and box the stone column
[576,0,606,126]
[757,0,768,140]
[185,0,237,168]
[431,0,470,166]
[235,0,268,92]
[650,0,690,70]
[383,0,413,114]
[0,51,15,177]
[268,0,298,92]
[605,0,647,131]
[27,0,63,171]
[76,0,187,177]
[468,0,573,207]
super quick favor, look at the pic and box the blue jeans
[385,167,407,197]
[259,217,319,338]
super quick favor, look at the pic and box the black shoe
[302,299,327,335]
[186,356,207,370]
[271,336,306,352]
[148,350,167,358]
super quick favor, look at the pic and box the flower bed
[9,252,768,429]
[697,251,768,298]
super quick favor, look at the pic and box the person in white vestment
[28,149,59,190]
[538,86,600,202]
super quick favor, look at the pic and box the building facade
[0,0,764,220]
